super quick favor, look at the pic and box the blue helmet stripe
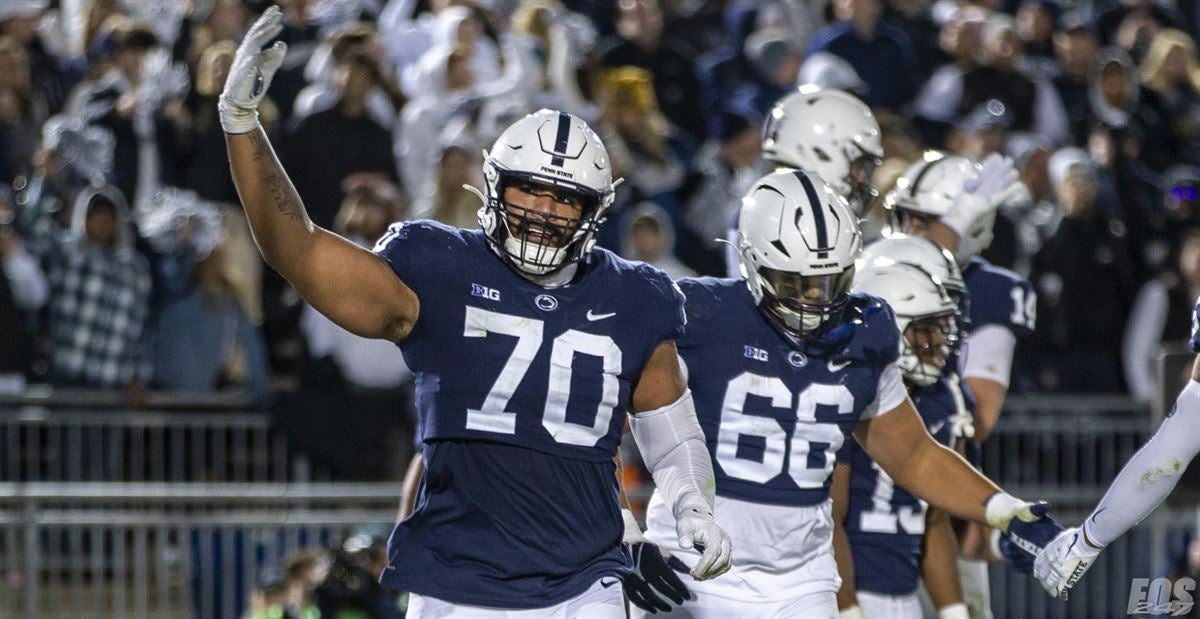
[794,170,829,255]
[551,112,571,167]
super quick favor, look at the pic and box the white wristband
[622,508,649,545]
[838,605,865,619]
[938,602,970,619]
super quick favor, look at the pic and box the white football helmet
[761,86,883,214]
[853,263,960,386]
[884,151,994,266]
[859,233,966,303]
[478,109,616,275]
[737,169,863,338]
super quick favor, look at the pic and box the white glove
[1033,527,1101,600]
[940,154,1024,239]
[219,6,287,134]
[675,506,732,581]
[984,492,1047,532]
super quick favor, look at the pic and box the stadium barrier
[0,482,401,619]
[0,389,293,483]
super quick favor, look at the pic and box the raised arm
[222,7,417,343]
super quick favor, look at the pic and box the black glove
[999,503,1064,574]
[622,542,692,613]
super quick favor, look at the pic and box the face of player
[904,314,957,370]
[501,179,590,248]
[760,267,853,336]
[846,150,880,208]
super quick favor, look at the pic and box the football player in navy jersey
[885,151,1035,616]
[220,8,731,616]
[632,169,1050,618]
[833,259,973,619]
[1027,301,1200,599]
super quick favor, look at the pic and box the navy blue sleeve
[372,220,457,299]
[856,295,903,368]
[639,265,686,344]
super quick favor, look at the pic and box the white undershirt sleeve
[959,324,1017,388]
[862,362,907,420]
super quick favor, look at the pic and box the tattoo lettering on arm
[247,131,306,222]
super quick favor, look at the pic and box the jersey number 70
[463,307,621,447]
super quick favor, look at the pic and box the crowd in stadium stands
[1,0,1199,478]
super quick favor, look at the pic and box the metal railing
[0,408,290,483]
[0,482,401,619]
[981,395,1154,498]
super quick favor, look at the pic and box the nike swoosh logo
[600,577,620,588]
[827,359,852,372]
[928,420,946,435]
[587,310,616,321]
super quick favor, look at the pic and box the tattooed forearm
[247,129,307,222]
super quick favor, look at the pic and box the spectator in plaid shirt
[14,183,151,390]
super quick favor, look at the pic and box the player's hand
[984,492,1048,532]
[997,508,1065,574]
[623,542,692,613]
[675,507,732,580]
[1033,527,1102,600]
[219,5,287,134]
[940,153,1024,239]
[621,509,691,613]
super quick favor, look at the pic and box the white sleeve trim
[959,324,1017,388]
[863,362,907,420]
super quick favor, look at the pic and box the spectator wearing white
[292,23,402,133]
[0,189,46,393]
[1124,228,1200,406]
[398,22,530,196]
[379,0,499,96]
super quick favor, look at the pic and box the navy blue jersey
[676,277,901,507]
[962,256,1036,339]
[840,377,963,596]
[372,220,684,607]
